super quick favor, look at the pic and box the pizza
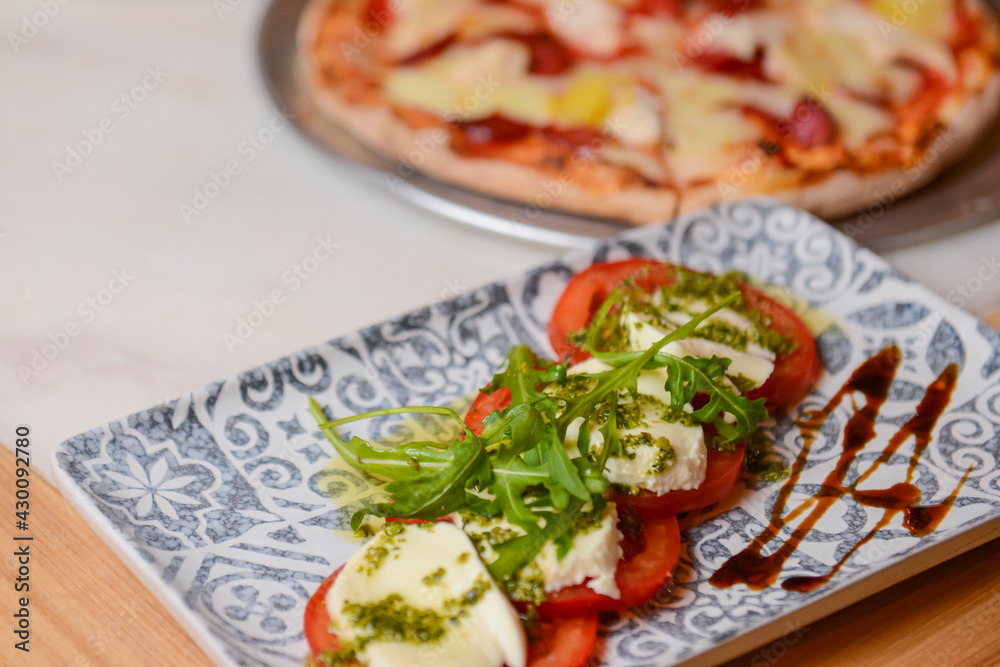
[298,0,1000,224]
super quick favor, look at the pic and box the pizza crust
[298,0,1000,225]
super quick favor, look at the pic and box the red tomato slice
[535,514,680,618]
[304,567,597,666]
[464,385,513,436]
[738,285,820,410]
[548,258,673,365]
[304,567,350,660]
[612,444,746,518]
[526,615,599,667]
[547,259,819,411]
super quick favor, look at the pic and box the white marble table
[4,0,1000,482]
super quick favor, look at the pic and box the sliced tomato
[535,513,680,618]
[548,258,673,365]
[526,615,599,667]
[304,567,596,666]
[547,259,819,411]
[612,443,746,518]
[304,567,349,661]
[464,385,513,435]
[737,286,820,410]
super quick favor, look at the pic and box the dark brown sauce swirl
[710,346,965,592]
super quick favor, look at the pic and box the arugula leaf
[487,344,564,406]
[310,399,490,519]
[555,292,741,439]
[592,351,768,446]
[489,455,553,530]
[487,498,584,583]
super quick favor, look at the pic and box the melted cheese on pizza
[306,0,1000,205]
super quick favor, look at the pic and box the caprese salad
[305,259,820,667]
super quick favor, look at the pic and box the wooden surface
[4,308,1000,667]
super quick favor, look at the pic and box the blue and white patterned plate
[54,200,1000,666]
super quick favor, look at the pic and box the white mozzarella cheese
[824,96,894,149]
[327,522,526,667]
[709,10,792,62]
[605,417,708,493]
[623,311,775,388]
[383,39,533,121]
[461,503,624,598]
[560,359,708,494]
[543,0,624,57]
[386,0,476,59]
[607,86,663,146]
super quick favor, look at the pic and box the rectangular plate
[54,200,1000,666]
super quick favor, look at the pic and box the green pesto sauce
[466,524,519,562]
[728,374,758,394]
[353,523,374,539]
[691,321,751,351]
[546,374,598,402]
[358,545,391,576]
[502,567,547,605]
[357,522,407,576]
[648,440,675,474]
[593,393,644,430]
[744,430,790,481]
[421,568,446,586]
[583,267,796,357]
[340,576,492,650]
[660,406,698,427]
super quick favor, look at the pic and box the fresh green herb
[311,289,766,586]
[744,430,789,481]
[586,308,768,448]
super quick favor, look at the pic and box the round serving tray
[259,0,1000,251]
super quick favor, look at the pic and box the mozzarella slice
[461,503,623,598]
[623,311,776,389]
[385,0,476,59]
[327,522,526,667]
[560,358,709,494]
[542,0,624,57]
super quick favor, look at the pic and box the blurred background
[3,0,1000,479]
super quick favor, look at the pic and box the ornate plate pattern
[54,200,1000,666]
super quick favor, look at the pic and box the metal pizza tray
[258,0,1000,250]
